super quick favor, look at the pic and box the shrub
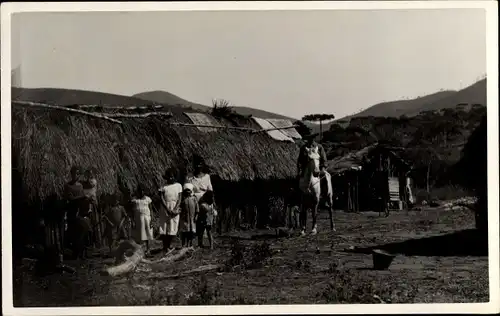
[186,275,221,305]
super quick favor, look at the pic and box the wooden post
[57,218,65,260]
[94,208,102,248]
[355,173,359,213]
[347,178,352,212]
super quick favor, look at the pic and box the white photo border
[1,1,498,315]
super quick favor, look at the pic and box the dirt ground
[12,205,489,306]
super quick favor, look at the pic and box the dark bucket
[372,249,396,270]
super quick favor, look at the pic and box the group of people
[132,160,217,256]
[58,158,217,260]
[62,166,99,259]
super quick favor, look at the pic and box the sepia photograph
[1,1,498,315]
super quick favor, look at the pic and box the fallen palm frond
[102,240,144,277]
[141,247,193,265]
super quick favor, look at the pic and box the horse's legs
[299,196,307,236]
[328,195,336,231]
[311,199,319,235]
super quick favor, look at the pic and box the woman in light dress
[186,159,214,202]
[186,157,218,245]
[158,169,183,254]
[131,184,154,255]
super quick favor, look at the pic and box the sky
[11,9,486,119]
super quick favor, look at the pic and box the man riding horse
[296,135,335,236]
[297,137,328,181]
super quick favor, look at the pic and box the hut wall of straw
[11,104,299,250]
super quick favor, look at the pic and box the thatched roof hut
[12,102,299,205]
[10,85,307,258]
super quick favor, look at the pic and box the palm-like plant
[211,99,236,118]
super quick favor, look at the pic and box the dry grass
[13,206,489,306]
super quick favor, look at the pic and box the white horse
[298,146,335,236]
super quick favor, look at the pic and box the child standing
[131,185,154,255]
[82,169,98,245]
[63,166,85,260]
[158,169,183,254]
[82,169,98,212]
[197,191,218,249]
[103,193,130,254]
[179,183,198,248]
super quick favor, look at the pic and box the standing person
[131,184,154,255]
[82,169,98,245]
[63,166,85,260]
[82,169,98,212]
[186,157,214,202]
[158,169,183,254]
[179,183,198,248]
[196,191,217,249]
[103,193,130,254]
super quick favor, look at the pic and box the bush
[318,269,405,304]
[225,240,273,270]
[186,275,221,305]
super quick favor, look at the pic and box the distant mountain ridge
[12,78,486,133]
[133,90,299,121]
[132,90,210,112]
[12,87,160,107]
[341,78,486,121]
[308,78,487,134]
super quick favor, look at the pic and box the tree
[302,113,336,143]
[293,120,312,138]
[454,115,487,233]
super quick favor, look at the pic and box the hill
[304,79,488,135]
[12,87,160,108]
[342,78,487,121]
[418,79,487,115]
[11,87,302,125]
[132,90,210,112]
[230,106,298,121]
[344,90,457,119]
[133,90,299,121]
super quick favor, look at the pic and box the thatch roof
[326,143,411,174]
[11,102,299,205]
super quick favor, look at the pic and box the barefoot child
[103,194,130,254]
[82,169,98,213]
[179,183,198,248]
[131,185,154,255]
[63,166,85,260]
[82,169,98,245]
[197,191,217,249]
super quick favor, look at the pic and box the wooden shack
[327,143,413,213]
